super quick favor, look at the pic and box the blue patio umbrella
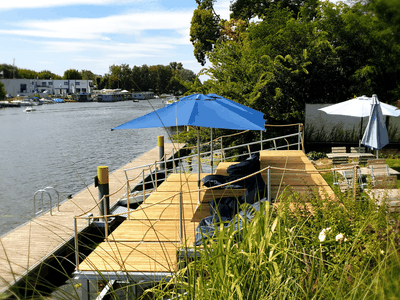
[361,95,389,157]
[112,93,265,186]
[113,93,265,131]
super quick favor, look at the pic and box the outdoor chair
[357,155,371,166]
[368,175,397,189]
[331,147,346,153]
[332,162,364,192]
[367,159,386,166]
[351,147,366,153]
[332,156,349,166]
[369,164,391,188]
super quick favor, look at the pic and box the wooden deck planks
[0,143,184,293]
[107,220,198,244]
[78,150,335,276]
[260,150,335,200]
[78,242,179,273]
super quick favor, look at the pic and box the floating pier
[74,150,335,298]
[0,142,185,295]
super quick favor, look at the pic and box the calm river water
[0,100,168,236]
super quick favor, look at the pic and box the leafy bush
[306,151,327,161]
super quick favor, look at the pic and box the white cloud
[1,11,193,41]
[214,0,231,20]
[41,40,173,54]
[0,0,143,10]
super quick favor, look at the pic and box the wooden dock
[0,143,185,294]
[77,150,335,280]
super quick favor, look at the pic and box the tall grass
[142,190,400,299]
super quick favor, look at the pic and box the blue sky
[0,0,231,77]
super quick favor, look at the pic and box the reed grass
[141,189,400,300]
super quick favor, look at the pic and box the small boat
[25,107,36,112]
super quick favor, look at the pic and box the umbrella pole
[197,128,201,204]
[359,117,363,148]
[210,128,213,173]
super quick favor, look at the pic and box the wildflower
[335,233,344,242]
[380,250,385,255]
[318,227,331,242]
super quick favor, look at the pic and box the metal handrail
[72,124,304,271]
[33,186,61,216]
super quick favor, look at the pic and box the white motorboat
[25,107,36,112]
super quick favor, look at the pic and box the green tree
[0,64,17,79]
[37,70,61,79]
[63,69,82,80]
[0,81,6,99]
[230,0,319,20]
[188,0,400,124]
[17,69,38,79]
[318,1,400,102]
[190,0,221,65]
[370,0,400,36]
[81,70,96,81]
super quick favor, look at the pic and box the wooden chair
[332,162,361,192]
[357,155,371,166]
[365,189,400,212]
[332,156,348,166]
[331,147,346,153]
[367,159,385,166]
[369,164,391,188]
[370,175,397,189]
[351,147,365,153]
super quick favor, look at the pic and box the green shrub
[306,151,327,161]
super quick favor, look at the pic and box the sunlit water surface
[0,100,168,235]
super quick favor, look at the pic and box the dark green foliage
[0,81,5,99]
[306,151,327,161]
[187,0,400,128]
[63,69,82,80]
[190,2,221,66]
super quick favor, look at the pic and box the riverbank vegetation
[0,62,197,96]
[187,0,400,126]
[143,189,400,299]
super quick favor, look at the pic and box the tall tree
[17,68,38,79]
[190,0,221,65]
[63,69,82,80]
[188,0,400,124]
[38,70,61,79]
[0,82,6,99]
[81,70,96,81]
[0,64,17,79]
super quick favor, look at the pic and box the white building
[0,78,93,97]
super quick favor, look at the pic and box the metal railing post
[260,130,263,150]
[297,123,301,150]
[142,170,146,204]
[220,137,224,162]
[74,218,79,272]
[44,187,60,212]
[125,170,131,220]
[179,192,183,244]
[267,167,271,204]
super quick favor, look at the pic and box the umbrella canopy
[319,95,400,117]
[318,95,400,143]
[112,93,265,131]
[361,95,389,151]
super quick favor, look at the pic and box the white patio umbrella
[361,95,389,158]
[318,95,400,145]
